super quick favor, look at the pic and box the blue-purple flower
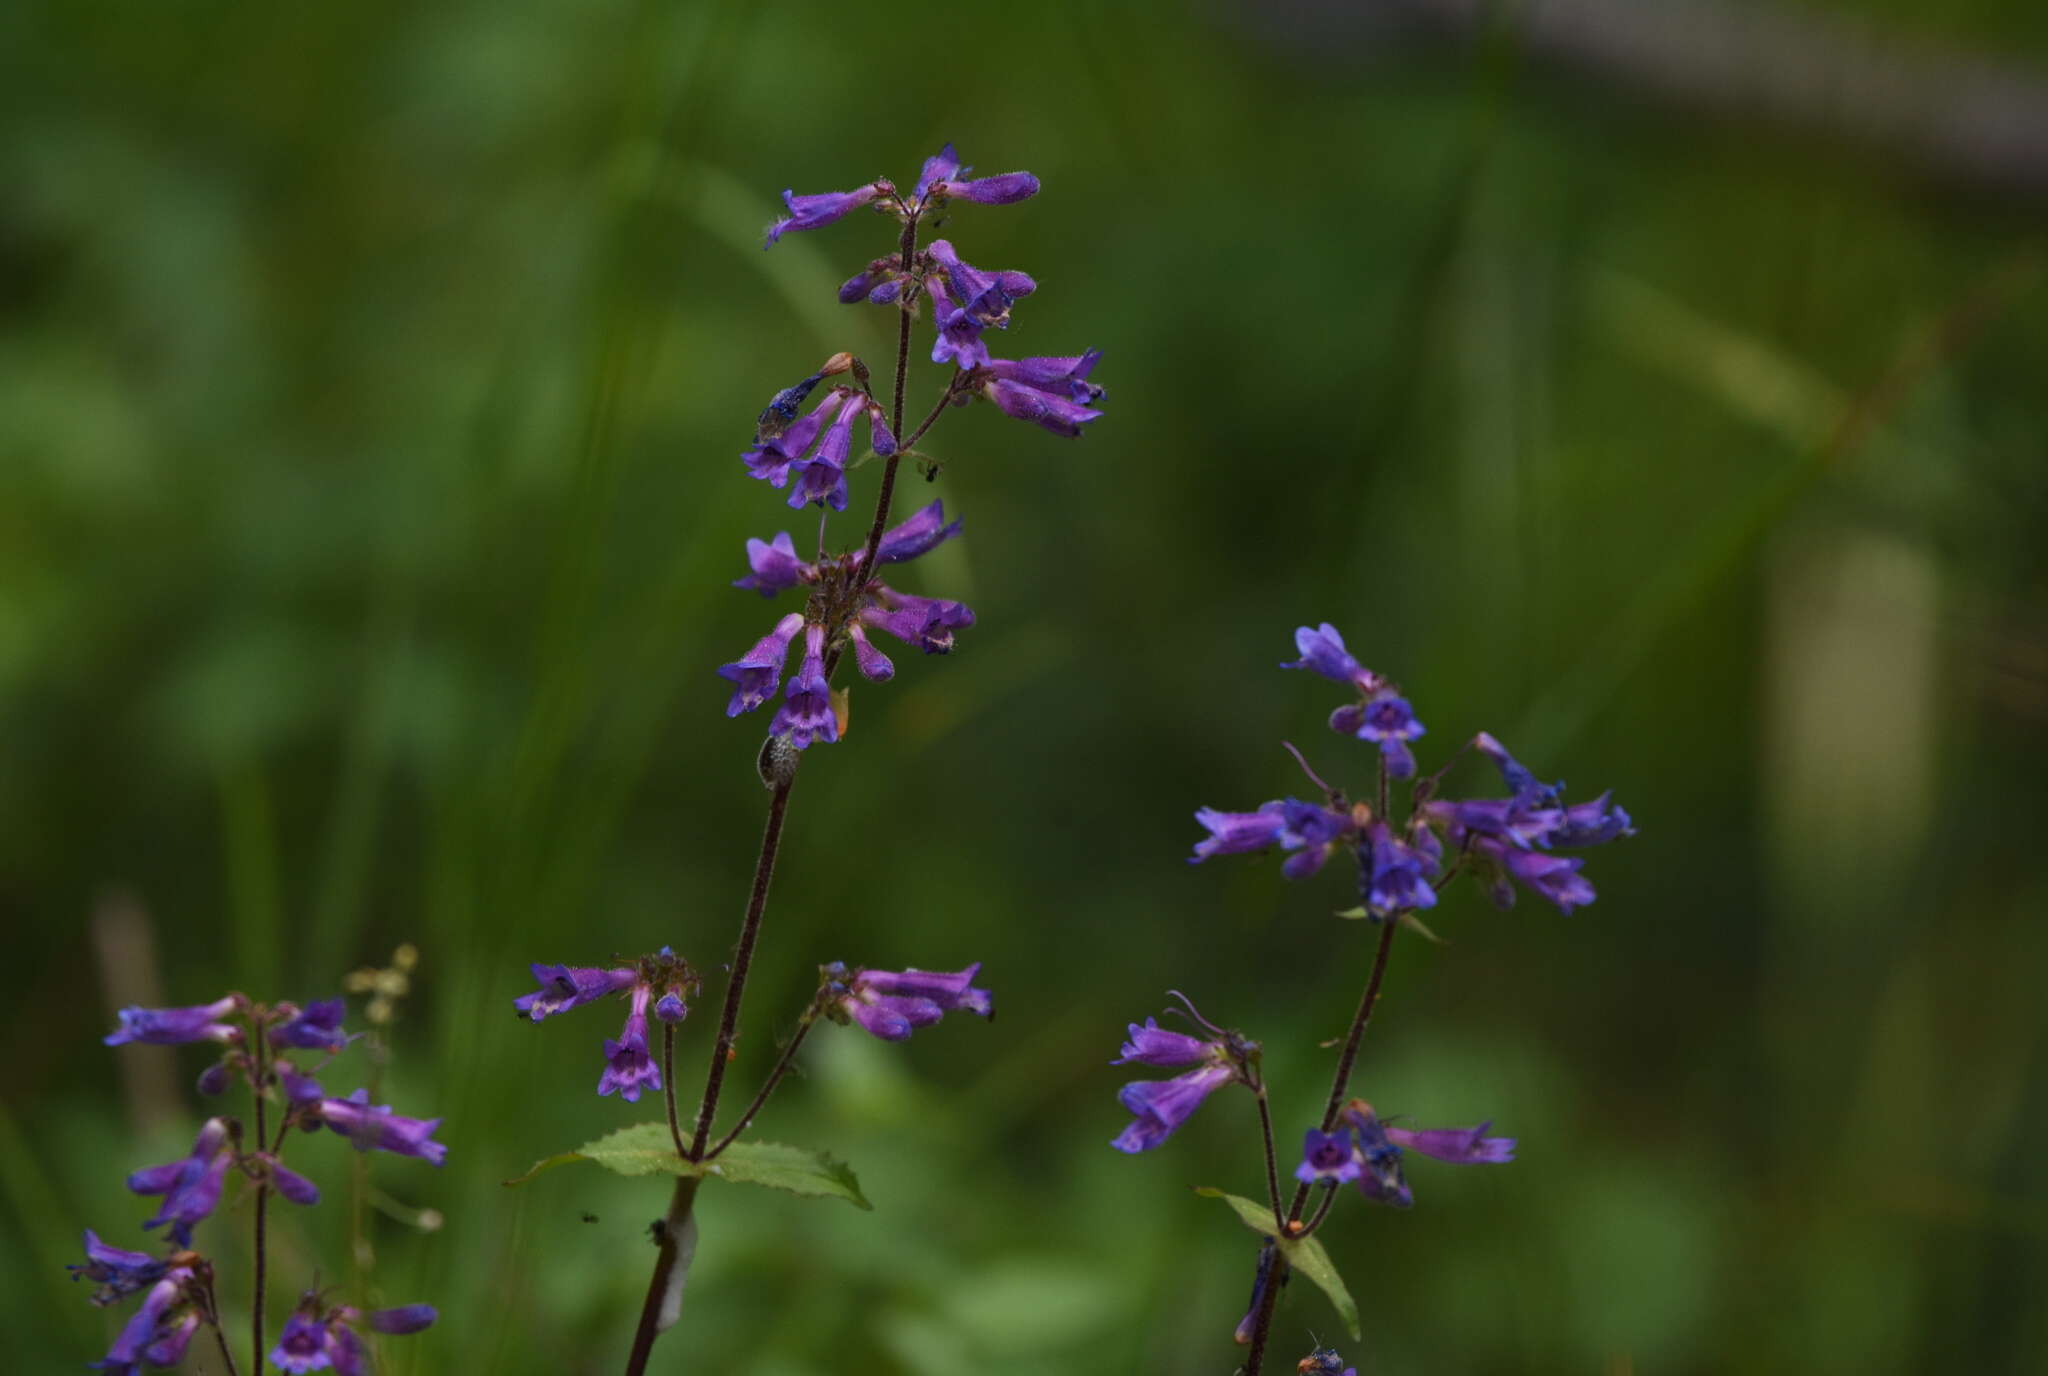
[515,947,697,1099]
[1109,998,1256,1153]
[272,1292,437,1376]
[819,962,992,1042]
[89,1262,199,1374]
[598,986,661,1103]
[514,964,638,1022]
[104,997,240,1048]
[1189,798,1357,879]
[764,183,889,247]
[315,1091,447,1166]
[1329,1100,1516,1209]
[129,1119,232,1245]
[271,998,350,1052]
[1362,822,1439,918]
[742,387,895,511]
[717,501,976,749]
[68,1231,169,1307]
[763,144,1038,249]
[972,356,1106,437]
[1422,731,1634,913]
[1294,1128,1363,1186]
[926,239,1036,369]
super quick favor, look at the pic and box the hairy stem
[201,1267,242,1376]
[687,774,798,1159]
[1299,1181,1339,1239]
[1240,1250,1290,1376]
[250,1029,269,1373]
[622,1176,702,1376]
[704,1014,816,1161]
[1254,1087,1285,1231]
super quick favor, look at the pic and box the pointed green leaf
[1397,910,1448,944]
[1195,1188,1361,1340]
[504,1123,870,1209]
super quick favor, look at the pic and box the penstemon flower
[270,1291,437,1375]
[1124,622,1635,1369]
[817,962,993,1042]
[103,997,242,1047]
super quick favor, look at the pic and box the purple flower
[653,992,688,1024]
[257,1154,321,1206]
[1113,1017,1210,1067]
[1363,822,1438,918]
[1488,842,1597,913]
[1339,1100,1513,1207]
[513,964,638,1022]
[1551,791,1635,848]
[770,622,839,748]
[1188,804,1290,862]
[271,998,350,1052]
[1294,1127,1363,1186]
[717,612,807,718]
[785,393,865,511]
[1281,624,1380,694]
[911,143,1040,208]
[821,962,993,1041]
[104,997,239,1047]
[1353,693,1425,779]
[1384,1120,1517,1164]
[129,1119,232,1245]
[764,182,887,247]
[1109,995,1254,1153]
[317,1090,447,1166]
[68,1231,168,1307]
[977,371,1105,437]
[272,1295,433,1376]
[278,1063,326,1105]
[839,257,904,305]
[598,987,662,1102]
[743,390,837,486]
[1233,1241,1278,1345]
[1111,1064,1237,1153]
[270,1308,332,1375]
[722,503,975,747]
[91,1264,198,1374]
[984,351,1105,405]
[1422,797,1563,850]
[195,1060,233,1096]
[1474,730,1561,808]
[925,240,1036,369]
[1189,799,1355,874]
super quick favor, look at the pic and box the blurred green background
[4,1,2045,1371]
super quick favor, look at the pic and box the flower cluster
[816,962,993,1042]
[1191,623,1635,917]
[725,145,1105,752]
[719,501,976,748]
[1295,1100,1515,1209]
[1108,997,1260,1154]
[272,1293,435,1375]
[79,991,439,1371]
[512,947,699,1103]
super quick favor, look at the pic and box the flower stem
[661,1022,686,1160]
[622,1176,702,1376]
[1298,1182,1339,1239]
[1247,920,1401,1366]
[200,1265,242,1376]
[900,372,962,452]
[250,1026,269,1373]
[703,1013,816,1162]
[1254,1087,1285,1231]
[1240,1249,1290,1376]
[848,217,923,589]
[687,773,799,1160]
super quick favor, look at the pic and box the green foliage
[1196,1188,1360,1340]
[507,1124,871,1210]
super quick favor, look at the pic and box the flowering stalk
[1117,624,1634,1371]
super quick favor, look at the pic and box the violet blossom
[271,998,350,1052]
[819,962,992,1042]
[68,1231,169,1307]
[129,1119,232,1245]
[272,1292,437,1376]
[763,143,1038,249]
[1330,1100,1515,1209]
[104,997,240,1048]
[514,963,638,1022]
[90,1262,200,1375]
[598,986,661,1103]
[316,1090,447,1166]
[716,501,976,749]
[1109,997,1257,1154]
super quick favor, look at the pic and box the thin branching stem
[704,1014,816,1162]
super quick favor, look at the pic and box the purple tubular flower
[770,622,838,748]
[1281,623,1366,687]
[93,1267,197,1375]
[913,144,961,200]
[1278,798,1353,879]
[859,588,976,655]
[1233,1241,1277,1345]
[195,1061,231,1096]
[272,998,349,1052]
[1113,1017,1210,1067]
[1356,693,1425,779]
[1340,1104,1413,1208]
[733,531,806,597]
[982,375,1104,436]
[367,1304,438,1335]
[743,391,837,487]
[867,400,899,457]
[262,1156,321,1207]
[828,963,993,1041]
[718,611,807,719]
[926,241,1036,368]
[787,394,862,511]
[270,1308,330,1374]
[1384,1120,1516,1164]
[847,625,894,682]
[279,1064,325,1104]
[129,1119,231,1245]
[69,1231,169,1307]
[1551,791,1635,848]
[653,992,688,1024]
[317,1090,447,1166]
[985,350,1105,404]
[1475,731,1561,807]
[1110,1063,1236,1153]
[104,997,239,1047]
[1189,803,1289,862]
[871,499,963,565]
[764,182,886,247]
[839,258,900,304]
[1364,823,1439,918]
[1424,797,1562,849]
[935,170,1040,204]
[1496,844,1597,913]
[598,987,662,1102]
[1295,1127,1363,1185]
[513,964,638,1022]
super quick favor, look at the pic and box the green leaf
[1195,1188,1361,1340]
[504,1123,871,1209]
